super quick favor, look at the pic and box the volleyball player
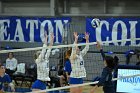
[69,32,89,93]
[64,48,72,84]
[0,63,15,92]
[32,32,54,92]
[90,41,115,93]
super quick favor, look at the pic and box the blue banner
[0,16,71,43]
[86,18,140,46]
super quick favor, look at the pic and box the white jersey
[36,44,51,81]
[6,58,17,70]
[70,44,89,78]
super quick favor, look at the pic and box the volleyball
[91,18,100,28]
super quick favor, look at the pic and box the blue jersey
[64,60,72,75]
[0,73,11,90]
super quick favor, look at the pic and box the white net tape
[31,74,140,93]
[1,38,140,54]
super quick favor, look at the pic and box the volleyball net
[1,38,140,93]
[1,20,140,92]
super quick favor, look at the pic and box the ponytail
[113,56,119,67]
[64,48,72,61]
[105,56,115,70]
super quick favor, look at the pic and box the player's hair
[0,63,2,67]
[104,56,115,69]
[78,46,82,50]
[0,62,4,67]
[113,56,119,67]
[136,53,140,59]
[8,52,14,58]
[64,48,72,61]
[34,51,41,60]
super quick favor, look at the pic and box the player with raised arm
[69,32,89,93]
[32,32,54,92]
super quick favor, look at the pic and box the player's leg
[79,86,83,93]
[69,78,83,93]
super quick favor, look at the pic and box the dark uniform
[97,67,115,93]
[98,49,115,93]
[136,61,140,65]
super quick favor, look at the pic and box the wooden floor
[1,82,104,93]
[1,86,103,93]
[83,86,103,93]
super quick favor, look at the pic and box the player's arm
[9,83,15,92]
[13,59,17,70]
[64,60,72,82]
[36,33,48,63]
[45,33,54,60]
[5,59,9,69]
[97,68,109,86]
[90,68,109,93]
[96,41,106,60]
[81,32,89,57]
[0,89,4,93]
[5,74,15,92]
[70,32,78,60]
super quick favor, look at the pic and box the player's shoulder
[4,73,10,77]
[103,67,110,71]
[0,73,10,79]
[12,58,17,61]
[6,58,10,61]
[65,59,70,63]
[103,67,112,72]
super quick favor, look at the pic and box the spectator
[0,63,15,92]
[6,52,18,78]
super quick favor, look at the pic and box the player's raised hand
[44,31,48,45]
[73,32,79,40]
[96,41,102,50]
[85,32,89,40]
[49,32,54,46]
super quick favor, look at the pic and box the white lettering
[96,20,109,43]
[129,21,138,45]
[112,21,127,45]
[26,20,38,42]
[14,19,24,42]
[54,20,69,43]
[0,20,10,41]
[40,20,54,43]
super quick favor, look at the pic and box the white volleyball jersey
[36,44,51,81]
[70,44,89,78]
[6,58,17,70]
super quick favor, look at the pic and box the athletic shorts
[69,77,83,84]
[32,80,47,90]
